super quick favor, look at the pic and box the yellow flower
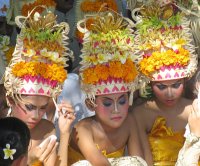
[139,47,190,77]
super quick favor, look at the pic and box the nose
[32,109,39,119]
[112,102,120,114]
[165,87,173,98]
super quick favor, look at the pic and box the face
[11,95,50,129]
[152,79,184,106]
[95,92,129,129]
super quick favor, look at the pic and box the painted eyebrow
[157,80,182,86]
[102,94,126,101]
[25,103,48,109]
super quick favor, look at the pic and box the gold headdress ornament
[132,0,197,82]
[4,6,73,99]
[78,11,144,105]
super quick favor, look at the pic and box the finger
[39,139,57,162]
[43,142,58,163]
[38,137,51,154]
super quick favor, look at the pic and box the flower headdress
[79,12,142,104]
[6,0,56,25]
[4,7,73,99]
[133,0,197,81]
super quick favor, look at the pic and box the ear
[85,98,96,111]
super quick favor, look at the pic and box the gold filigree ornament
[3,144,16,160]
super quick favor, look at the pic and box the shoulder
[181,97,194,112]
[74,116,94,131]
[131,100,154,117]
[37,119,55,134]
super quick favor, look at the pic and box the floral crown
[133,1,197,81]
[4,8,73,99]
[79,12,142,103]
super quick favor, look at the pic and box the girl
[0,117,30,166]
[132,1,198,165]
[4,10,75,166]
[68,12,146,166]
[176,71,200,166]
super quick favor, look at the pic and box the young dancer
[132,1,198,165]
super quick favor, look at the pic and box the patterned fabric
[71,156,148,166]
[68,145,124,165]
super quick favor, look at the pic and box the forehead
[21,95,50,105]
[96,92,128,100]
[152,79,184,85]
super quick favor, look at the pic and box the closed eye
[156,84,167,90]
[171,82,182,89]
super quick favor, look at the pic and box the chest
[147,111,188,133]
[92,128,129,153]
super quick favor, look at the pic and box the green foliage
[23,28,62,42]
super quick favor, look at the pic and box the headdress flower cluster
[79,12,142,103]
[133,1,197,80]
[4,8,72,98]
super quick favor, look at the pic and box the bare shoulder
[181,97,194,114]
[32,119,55,140]
[37,119,55,134]
[131,100,153,118]
[74,116,94,130]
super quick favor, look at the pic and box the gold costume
[148,117,185,166]
[68,145,125,165]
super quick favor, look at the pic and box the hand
[29,135,58,164]
[188,99,200,137]
[58,100,75,134]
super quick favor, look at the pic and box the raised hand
[29,135,58,164]
[57,100,75,134]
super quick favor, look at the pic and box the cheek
[152,87,165,98]
[97,105,110,115]
[174,85,184,96]
[12,106,29,121]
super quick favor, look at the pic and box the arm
[56,101,75,166]
[74,121,111,166]
[127,114,144,158]
[29,122,58,166]
[133,109,153,166]
[176,99,200,166]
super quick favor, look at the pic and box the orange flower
[80,0,117,12]
[82,60,138,84]
[12,62,66,83]
[21,0,56,16]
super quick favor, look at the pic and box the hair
[0,117,30,166]
[194,70,200,96]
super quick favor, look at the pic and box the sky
[0,0,9,17]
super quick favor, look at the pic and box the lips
[111,116,122,121]
[27,121,38,127]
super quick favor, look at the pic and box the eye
[25,104,35,111]
[103,101,112,107]
[172,82,182,89]
[156,84,167,90]
[40,105,48,110]
[118,97,126,105]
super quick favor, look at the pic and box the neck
[154,97,182,112]
[94,117,119,134]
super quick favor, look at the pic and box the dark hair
[0,117,30,166]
